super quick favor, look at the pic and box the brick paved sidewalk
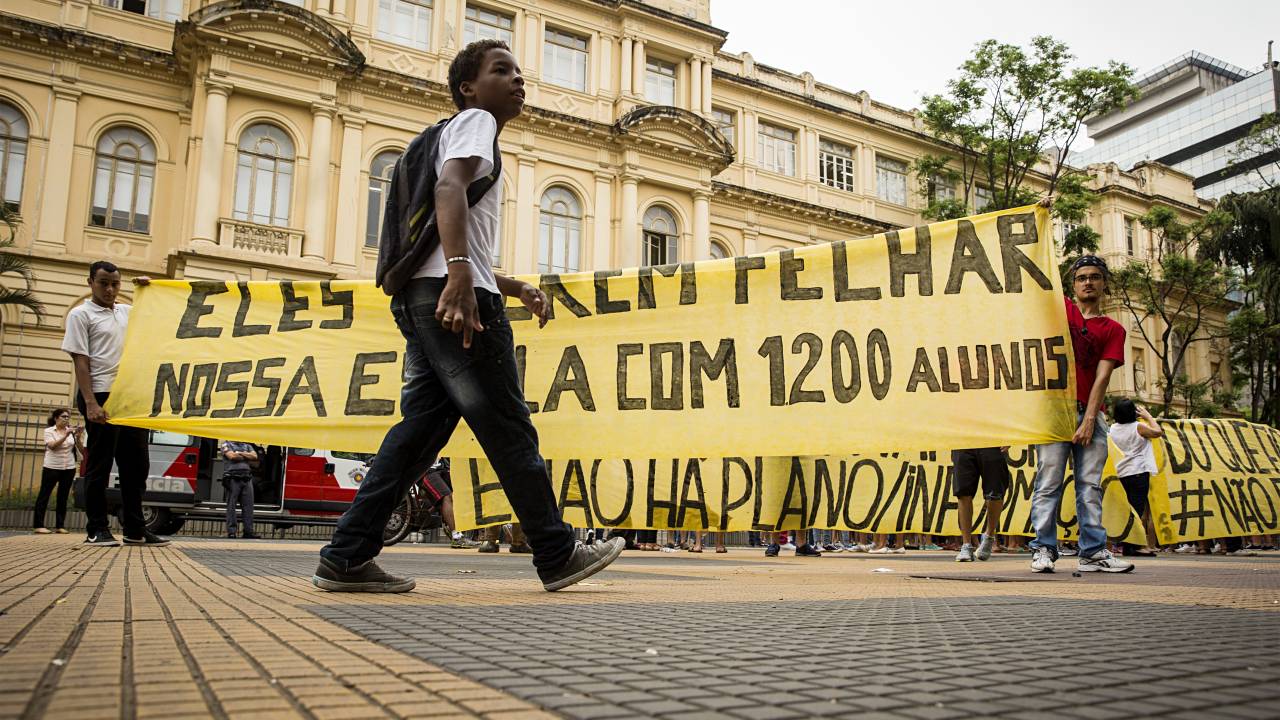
[1,534,1278,720]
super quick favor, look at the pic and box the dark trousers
[225,474,255,534]
[321,279,574,574]
[77,391,149,538]
[1119,472,1150,518]
[34,467,74,529]
[1120,472,1151,553]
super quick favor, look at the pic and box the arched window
[642,205,678,266]
[233,123,295,227]
[0,102,28,210]
[709,240,730,260]
[365,150,401,247]
[538,186,582,274]
[90,126,155,233]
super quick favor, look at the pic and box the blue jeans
[321,279,575,573]
[1028,412,1109,560]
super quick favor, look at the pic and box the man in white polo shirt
[62,261,168,547]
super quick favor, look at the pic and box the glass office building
[1077,52,1279,198]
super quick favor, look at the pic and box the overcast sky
[714,1,1279,143]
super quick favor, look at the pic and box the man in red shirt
[1028,256,1134,574]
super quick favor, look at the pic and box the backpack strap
[463,134,502,206]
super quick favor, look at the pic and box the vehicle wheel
[157,517,186,535]
[142,506,173,534]
[383,496,416,546]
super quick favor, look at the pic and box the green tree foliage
[0,204,45,324]
[1202,187,1280,425]
[916,36,1136,220]
[1225,111,1279,191]
[1110,205,1235,412]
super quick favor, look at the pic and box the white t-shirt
[1110,421,1157,477]
[61,299,131,393]
[44,426,77,470]
[413,108,501,295]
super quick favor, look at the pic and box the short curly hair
[448,39,510,110]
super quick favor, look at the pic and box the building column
[36,87,79,248]
[522,12,540,77]
[620,173,639,267]
[693,189,710,260]
[742,111,757,164]
[331,114,365,270]
[619,36,633,96]
[593,171,613,269]
[701,59,713,115]
[689,58,702,113]
[192,81,230,245]
[303,104,334,260]
[513,156,538,273]
[632,39,645,99]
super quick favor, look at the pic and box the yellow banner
[106,206,1076,455]
[450,449,1147,541]
[1151,419,1280,543]
[450,418,1280,542]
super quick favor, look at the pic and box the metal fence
[0,396,76,501]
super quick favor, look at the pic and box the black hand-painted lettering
[886,227,933,297]
[734,255,767,304]
[997,213,1052,292]
[320,281,355,329]
[346,351,397,416]
[176,281,229,339]
[278,282,313,332]
[211,360,253,418]
[232,282,271,337]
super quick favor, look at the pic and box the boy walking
[62,261,168,547]
[1028,256,1133,573]
[314,40,623,592]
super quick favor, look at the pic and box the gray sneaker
[312,556,415,593]
[539,537,625,591]
[1030,546,1055,573]
[976,534,994,561]
[955,544,975,562]
[1078,549,1134,573]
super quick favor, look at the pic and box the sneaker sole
[956,557,974,562]
[83,540,121,547]
[123,540,172,547]
[543,540,625,592]
[1031,565,1055,573]
[311,575,417,593]
[1077,563,1135,573]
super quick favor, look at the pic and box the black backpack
[374,114,502,296]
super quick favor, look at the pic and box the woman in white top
[34,408,83,534]
[1109,399,1164,556]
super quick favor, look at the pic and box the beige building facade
[0,0,1231,472]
